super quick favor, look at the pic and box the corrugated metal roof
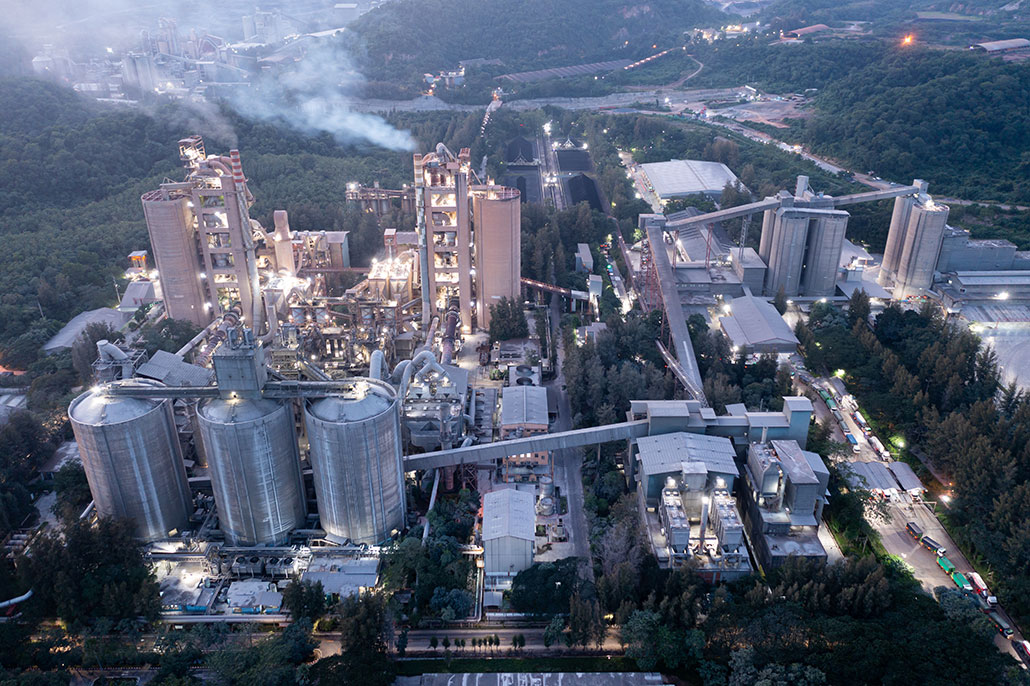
[888,461,924,492]
[846,460,896,492]
[771,440,818,485]
[136,350,214,387]
[640,159,740,198]
[637,432,737,478]
[483,488,535,541]
[719,295,799,349]
[976,38,1030,51]
[43,307,130,351]
[501,385,549,426]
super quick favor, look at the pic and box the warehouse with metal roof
[846,460,897,494]
[639,159,742,204]
[717,294,799,353]
[888,461,925,494]
[972,38,1030,52]
[636,432,738,503]
[482,488,536,582]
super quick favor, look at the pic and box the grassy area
[396,656,643,675]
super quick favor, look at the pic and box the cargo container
[905,521,923,540]
[922,536,946,556]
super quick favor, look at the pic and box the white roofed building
[717,295,799,354]
[482,488,536,583]
[639,159,742,204]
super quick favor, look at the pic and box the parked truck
[988,611,1015,637]
[905,521,923,540]
[937,556,956,574]
[968,572,998,607]
[951,572,973,592]
[922,536,946,556]
[869,436,890,460]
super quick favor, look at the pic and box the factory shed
[888,461,925,494]
[973,38,1030,52]
[501,385,549,427]
[718,295,798,353]
[301,557,379,599]
[136,350,214,387]
[43,308,130,353]
[636,432,738,502]
[846,460,897,494]
[482,488,535,580]
[639,159,741,203]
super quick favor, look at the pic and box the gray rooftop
[482,488,536,542]
[637,431,738,479]
[770,439,819,485]
[640,159,740,198]
[719,295,799,349]
[136,350,214,388]
[951,271,1030,286]
[43,307,130,352]
[501,385,549,426]
[888,461,924,492]
[846,460,897,492]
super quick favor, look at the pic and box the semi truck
[905,521,923,540]
[869,436,890,460]
[853,410,869,434]
[988,611,1014,637]
[922,536,946,556]
[937,556,956,574]
[844,433,860,453]
[951,571,973,592]
[968,572,998,607]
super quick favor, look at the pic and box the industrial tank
[304,378,405,545]
[68,379,192,542]
[197,397,305,546]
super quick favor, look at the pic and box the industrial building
[499,385,551,481]
[634,432,749,578]
[740,440,830,570]
[482,488,535,584]
[717,294,799,353]
[638,159,742,204]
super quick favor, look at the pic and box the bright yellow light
[834,369,846,378]
[902,34,914,45]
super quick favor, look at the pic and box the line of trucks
[905,520,1030,663]
[817,388,892,459]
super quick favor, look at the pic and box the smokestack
[228,148,264,338]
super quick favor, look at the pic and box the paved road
[547,295,591,569]
[806,373,1025,663]
[399,626,624,654]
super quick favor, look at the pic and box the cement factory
[67,130,1030,619]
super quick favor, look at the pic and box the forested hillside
[690,40,1030,204]
[345,0,725,83]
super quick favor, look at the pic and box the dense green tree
[281,580,327,623]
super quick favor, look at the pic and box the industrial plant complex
[49,122,1030,631]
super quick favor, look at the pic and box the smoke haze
[0,0,415,151]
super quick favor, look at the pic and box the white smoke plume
[228,38,415,151]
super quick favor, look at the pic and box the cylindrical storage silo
[304,378,405,545]
[68,379,192,542]
[197,398,305,546]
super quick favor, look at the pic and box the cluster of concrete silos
[69,378,405,547]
